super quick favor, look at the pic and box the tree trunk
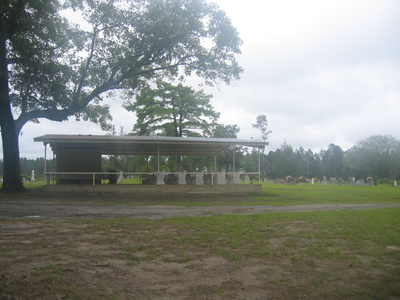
[0,118,25,192]
[0,30,25,192]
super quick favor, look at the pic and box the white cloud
[2,0,400,160]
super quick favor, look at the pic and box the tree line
[0,158,53,180]
[100,134,400,183]
[1,134,398,183]
[263,135,400,182]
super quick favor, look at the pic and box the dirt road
[1,202,399,219]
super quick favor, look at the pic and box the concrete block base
[43,184,262,194]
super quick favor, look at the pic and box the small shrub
[378,178,394,185]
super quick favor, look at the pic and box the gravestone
[347,177,355,185]
[30,170,36,183]
[118,171,124,184]
[338,178,343,185]
[329,178,337,185]
[356,179,365,186]
[323,176,328,185]
[245,175,249,184]
[367,178,374,186]
[311,178,315,185]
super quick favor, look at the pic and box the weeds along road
[0,202,399,219]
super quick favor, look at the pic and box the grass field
[1,181,399,207]
[0,182,399,299]
[0,179,400,206]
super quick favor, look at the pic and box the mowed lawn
[0,182,399,299]
[1,181,400,206]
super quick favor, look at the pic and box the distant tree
[0,0,243,192]
[126,81,220,137]
[320,144,344,179]
[306,150,322,179]
[295,146,307,176]
[270,142,302,178]
[212,124,243,171]
[242,149,259,179]
[294,147,322,179]
[344,135,400,181]
[213,124,240,139]
[126,81,220,170]
[252,115,271,142]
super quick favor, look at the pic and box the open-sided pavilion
[34,134,268,193]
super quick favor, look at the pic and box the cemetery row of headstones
[20,170,399,187]
[270,175,398,186]
[322,176,366,186]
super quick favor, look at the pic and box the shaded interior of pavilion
[34,135,268,188]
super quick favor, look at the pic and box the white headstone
[245,175,249,184]
[311,178,315,185]
[30,170,36,183]
[118,171,124,183]
[394,181,397,186]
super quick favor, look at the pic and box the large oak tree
[0,0,243,191]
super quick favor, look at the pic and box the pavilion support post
[157,146,160,173]
[53,153,56,185]
[211,155,216,186]
[44,143,47,173]
[258,148,261,183]
[52,152,58,184]
[44,143,50,186]
[233,147,235,172]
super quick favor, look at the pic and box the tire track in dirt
[0,203,399,219]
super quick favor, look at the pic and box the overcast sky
[6,0,400,159]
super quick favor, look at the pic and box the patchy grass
[1,208,399,299]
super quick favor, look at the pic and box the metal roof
[34,134,268,156]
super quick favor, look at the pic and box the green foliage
[212,124,243,171]
[126,81,220,137]
[268,142,303,178]
[378,178,394,185]
[212,124,240,139]
[345,135,400,180]
[0,0,243,191]
[252,115,271,142]
[263,135,400,181]
[320,143,344,179]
